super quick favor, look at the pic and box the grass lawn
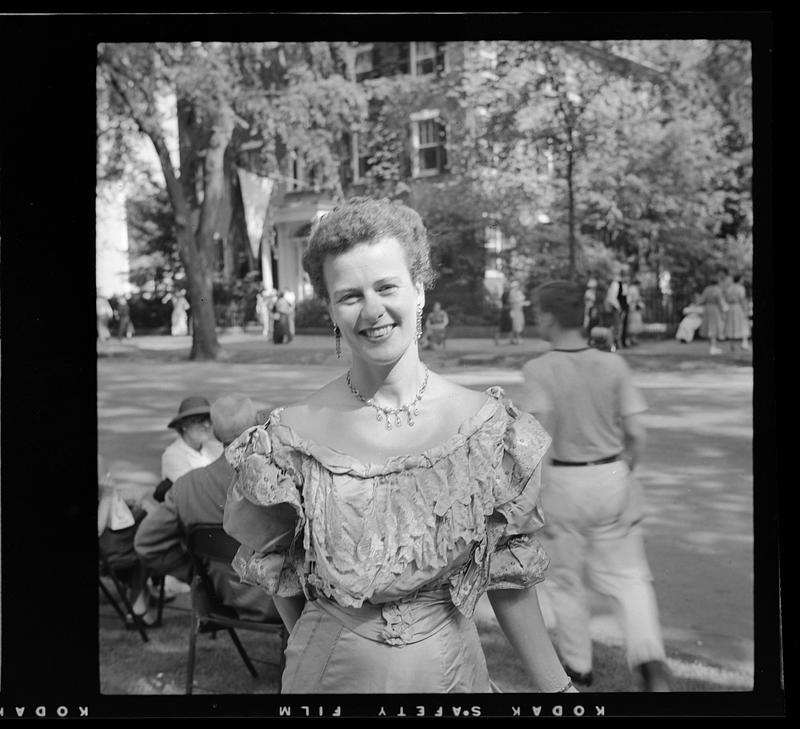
[100,589,750,696]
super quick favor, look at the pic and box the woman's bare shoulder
[279,375,349,429]
[429,373,491,414]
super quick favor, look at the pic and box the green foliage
[408,179,492,318]
[127,292,173,331]
[294,298,332,329]
[212,271,263,326]
[126,180,183,297]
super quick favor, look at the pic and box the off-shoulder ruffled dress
[223,387,552,693]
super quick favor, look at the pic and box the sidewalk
[98,329,754,370]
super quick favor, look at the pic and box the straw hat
[168,396,212,429]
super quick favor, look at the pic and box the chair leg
[227,628,259,678]
[99,578,127,622]
[106,570,149,643]
[186,620,199,695]
[154,575,166,624]
[278,627,288,693]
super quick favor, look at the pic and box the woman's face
[180,416,214,450]
[325,237,423,366]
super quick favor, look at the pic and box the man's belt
[550,454,623,467]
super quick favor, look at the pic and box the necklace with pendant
[346,366,430,430]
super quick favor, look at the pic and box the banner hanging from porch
[237,168,274,260]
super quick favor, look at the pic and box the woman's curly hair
[302,197,436,302]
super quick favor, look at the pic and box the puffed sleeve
[487,399,552,591]
[223,423,306,597]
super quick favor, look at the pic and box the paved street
[97,332,755,685]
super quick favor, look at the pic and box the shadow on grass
[100,594,748,696]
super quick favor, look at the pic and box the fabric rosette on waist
[312,589,458,647]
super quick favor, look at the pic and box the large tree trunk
[146,123,222,360]
[187,105,235,359]
[177,227,219,360]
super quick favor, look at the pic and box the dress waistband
[311,589,457,647]
[551,453,622,467]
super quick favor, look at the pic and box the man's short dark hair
[533,280,585,329]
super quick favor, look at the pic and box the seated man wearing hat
[161,395,224,487]
[135,394,279,622]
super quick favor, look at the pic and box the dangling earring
[333,323,342,358]
[416,305,423,342]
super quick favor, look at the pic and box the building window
[414,41,437,75]
[287,149,306,191]
[485,224,503,254]
[411,42,446,76]
[411,112,448,177]
[354,42,444,81]
[354,44,374,82]
[341,131,372,183]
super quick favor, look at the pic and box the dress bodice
[700,284,725,307]
[223,387,552,618]
[724,283,746,306]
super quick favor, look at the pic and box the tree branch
[102,57,188,227]
[557,41,671,88]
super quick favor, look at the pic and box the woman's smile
[360,323,396,341]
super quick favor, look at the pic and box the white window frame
[410,41,439,77]
[287,149,306,191]
[484,225,503,253]
[354,43,374,81]
[349,130,372,182]
[410,109,447,178]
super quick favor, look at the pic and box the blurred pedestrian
[96,290,113,342]
[284,289,297,341]
[115,294,135,340]
[422,301,449,350]
[586,279,614,351]
[723,274,751,352]
[494,286,513,345]
[271,291,293,344]
[256,288,276,337]
[604,267,629,350]
[698,271,729,355]
[675,294,704,343]
[170,290,190,336]
[508,280,529,345]
[582,278,597,334]
[518,279,671,692]
[625,278,643,346]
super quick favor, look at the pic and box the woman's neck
[349,347,426,409]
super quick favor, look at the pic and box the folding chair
[185,523,288,694]
[99,540,166,643]
[98,546,149,642]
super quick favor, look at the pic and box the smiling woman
[221,197,577,695]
